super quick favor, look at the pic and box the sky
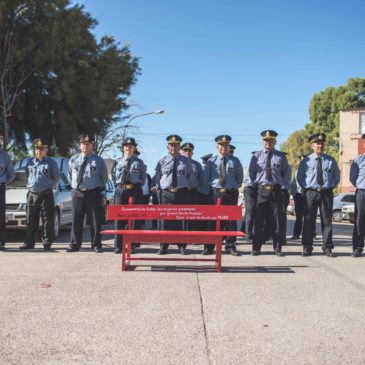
[77,0,365,172]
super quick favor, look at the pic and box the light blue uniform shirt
[68,153,108,190]
[155,154,193,189]
[190,159,203,189]
[205,154,243,189]
[297,153,340,190]
[26,157,59,192]
[243,166,254,187]
[0,151,15,184]
[111,156,147,185]
[249,149,290,187]
[350,153,365,189]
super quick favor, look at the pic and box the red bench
[100,198,244,272]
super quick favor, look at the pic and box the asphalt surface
[1,217,364,365]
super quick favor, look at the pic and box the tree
[0,0,140,156]
[281,78,365,166]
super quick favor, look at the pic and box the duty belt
[214,187,236,193]
[29,188,52,195]
[76,187,99,192]
[117,183,137,190]
[164,187,187,193]
[258,184,280,191]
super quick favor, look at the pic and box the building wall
[339,109,365,192]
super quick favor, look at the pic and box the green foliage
[0,0,140,156]
[281,78,365,168]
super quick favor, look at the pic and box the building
[339,108,365,192]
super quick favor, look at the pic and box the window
[341,195,355,203]
[360,113,365,134]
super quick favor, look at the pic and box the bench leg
[121,237,126,271]
[216,237,222,273]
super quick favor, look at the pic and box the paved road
[1,217,364,365]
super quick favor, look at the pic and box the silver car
[5,157,72,238]
[332,193,355,222]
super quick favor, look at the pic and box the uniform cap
[122,137,137,146]
[309,133,326,143]
[181,142,194,151]
[215,135,232,145]
[261,130,278,140]
[201,153,213,162]
[79,134,95,143]
[33,138,48,148]
[229,144,236,153]
[166,134,182,144]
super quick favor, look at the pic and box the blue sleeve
[236,159,243,187]
[186,159,194,188]
[67,158,73,184]
[296,160,306,189]
[99,158,108,187]
[332,159,340,187]
[248,156,257,183]
[282,159,291,189]
[140,162,147,185]
[350,160,359,187]
[155,161,162,188]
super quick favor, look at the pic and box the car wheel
[54,210,60,238]
[332,210,342,222]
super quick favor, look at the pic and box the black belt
[117,183,140,190]
[306,188,331,192]
[75,187,100,192]
[213,187,237,193]
[257,184,280,191]
[163,187,188,193]
[29,188,52,195]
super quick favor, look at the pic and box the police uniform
[20,139,60,250]
[297,133,340,257]
[249,130,291,256]
[204,135,243,255]
[155,135,193,255]
[349,133,365,257]
[67,135,108,252]
[241,163,257,241]
[0,133,15,249]
[111,137,147,254]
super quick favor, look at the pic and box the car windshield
[6,171,28,189]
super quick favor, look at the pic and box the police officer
[0,132,15,250]
[204,135,243,255]
[111,137,146,254]
[67,135,108,253]
[350,133,365,257]
[241,164,257,242]
[154,135,193,255]
[249,130,290,256]
[229,145,236,155]
[297,133,340,257]
[19,139,59,251]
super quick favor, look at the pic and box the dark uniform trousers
[187,188,199,231]
[293,193,304,237]
[352,189,365,250]
[241,185,257,239]
[160,187,189,250]
[204,188,238,252]
[302,189,333,249]
[151,191,160,230]
[0,183,6,244]
[25,189,54,246]
[279,189,290,243]
[70,188,103,249]
[253,185,283,252]
[114,185,143,249]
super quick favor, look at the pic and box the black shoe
[66,246,79,252]
[291,235,300,240]
[43,245,52,252]
[322,247,336,257]
[275,250,285,257]
[201,249,213,255]
[352,248,362,258]
[302,247,312,256]
[180,248,188,255]
[251,250,260,256]
[0,244,6,251]
[157,248,167,255]
[93,246,103,253]
[114,248,122,254]
[19,244,34,250]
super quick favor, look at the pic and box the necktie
[76,156,88,188]
[316,157,324,186]
[124,158,131,183]
[172,158,177,188]
[219,156,226,186]
[265,150,273,181]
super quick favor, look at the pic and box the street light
[127,109,164,124]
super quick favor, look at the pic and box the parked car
[5,157,72,238]
[342,204,355,224]
[332,193,355,222]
